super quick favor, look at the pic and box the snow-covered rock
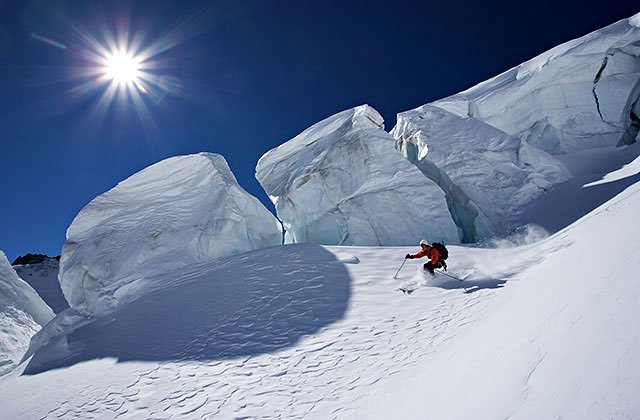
[14,257,68,314]
[431,13,640,153]
[256,105,460,245]
[0,251,54,377]
[60,153,282,314]
[392,105,570,241]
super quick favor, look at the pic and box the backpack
[431,242,449,260]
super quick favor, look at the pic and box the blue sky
[0,0,637,262]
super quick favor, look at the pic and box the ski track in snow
[7,246,504,420]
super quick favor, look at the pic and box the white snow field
[14,257,68,314]
[59,153,282,315]
[1,165,639,418]
[358,173,640,420]
[256,105,460,245]
[0,251,54,377]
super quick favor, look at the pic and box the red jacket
[410,246,440,264]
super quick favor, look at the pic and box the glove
[405,254,412,259]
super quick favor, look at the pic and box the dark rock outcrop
[12,254,52,266]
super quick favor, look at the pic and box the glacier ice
[59,153,282,314]
[431,15,640,153]
[386,14,640,240]
[256,105,460,245]
[254,16,639,246]
[0,251,54,376]
[392,105,570,241]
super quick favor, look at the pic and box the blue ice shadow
[24,244,352,375]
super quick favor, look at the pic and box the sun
[103,50,141,85]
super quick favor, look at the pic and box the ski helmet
[419,239,428,246]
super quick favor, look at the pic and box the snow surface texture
[0,251,54,377]
[393,105,570,241]
[429,13,640,153]
[4,242,505,418]
[256,105,460,245]
[14,258,68,314]
[2,168,640,417]
[59,153,282,315]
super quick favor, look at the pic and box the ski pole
[393,257,407,279]
[435,269,463,281]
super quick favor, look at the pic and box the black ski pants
[423,259,445,274]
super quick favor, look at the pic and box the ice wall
[256,105,460,245]
[392,105,569,241]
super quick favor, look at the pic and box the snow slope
[0,242,508,418]
[1,163,639,417]
[358,169,640,420]
[14,258,68,314]
[59,153,282,315]
[0,251,54,377]
[256,105,460,245]
[522,141,640,232]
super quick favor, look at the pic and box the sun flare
[104,51,141,85]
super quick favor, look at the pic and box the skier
[406,239,447,275]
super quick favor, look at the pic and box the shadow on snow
[435,278,507,294]
[23,244,352,375]
[523,145,640,233]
